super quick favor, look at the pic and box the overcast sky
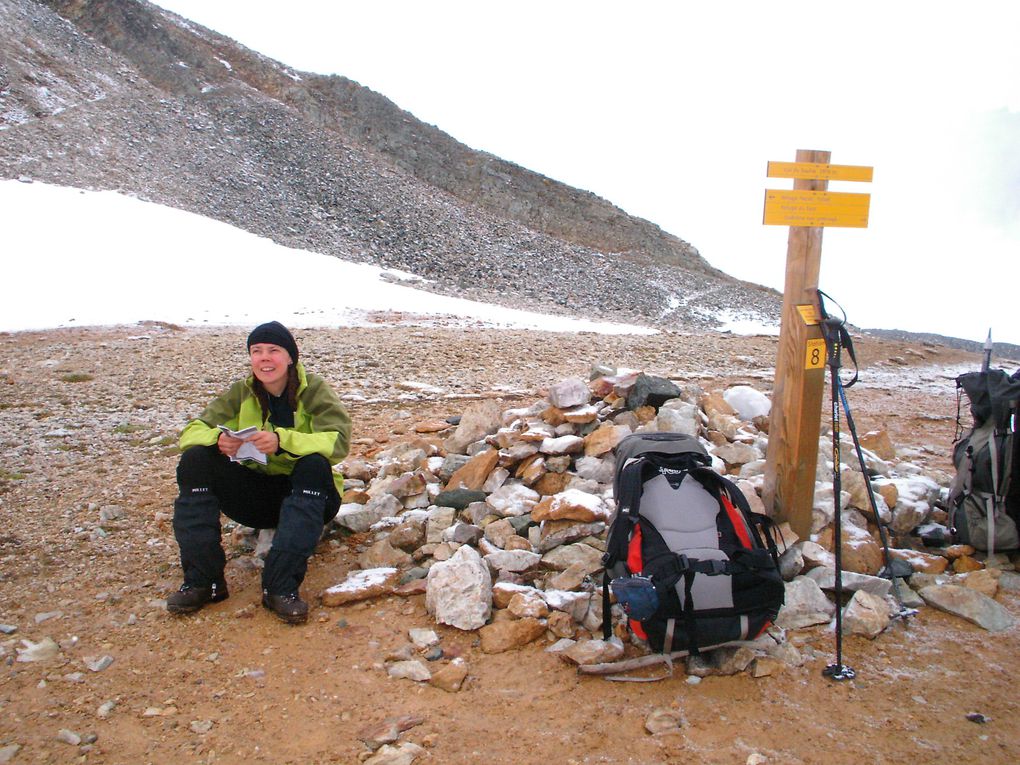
[149,0,1020,344]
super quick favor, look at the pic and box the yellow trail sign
[763,189,871,228]
[767,161,873,182]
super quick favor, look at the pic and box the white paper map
[217,425,268,464]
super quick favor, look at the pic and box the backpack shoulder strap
[603,457,647,568]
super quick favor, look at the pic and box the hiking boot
[166,581,229,614]
[261,591,308,624]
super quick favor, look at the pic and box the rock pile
[297,366,1018,683]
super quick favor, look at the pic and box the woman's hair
[251,364,300,421]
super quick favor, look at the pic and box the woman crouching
[168,321,351,624]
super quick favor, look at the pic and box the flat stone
[359,539,413,570]
[387,660,431,682]
[687,646,756,676]
[479,617,546,653]
[433,488,487,510]
[322,568,401,606]
[954,569,999,597]
[484,549,541,573]
[507,591,549,619]
[806,567,892,597]
[445,448,499,491]
[919,584,1016,631]
[531,489,606,523]
[540,542,604,574]
[559,638,624,666]
[583,423,631,457]
[645,707,684,736]
[414,420,453,433]
[888,548,949,575]
[429,658,469,692]
[357,715,426,750]
[364,742,426,765]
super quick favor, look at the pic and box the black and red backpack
[602,433,785,654]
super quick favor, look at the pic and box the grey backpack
[948,369,1020,553]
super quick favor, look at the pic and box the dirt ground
[1,322,1018,765]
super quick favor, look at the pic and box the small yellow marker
[805,339,827,370]
[796,304,820,325]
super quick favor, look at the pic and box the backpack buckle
[705,559,728,575]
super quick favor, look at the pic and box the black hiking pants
[173,445,341,596]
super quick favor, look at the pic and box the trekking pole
[815,290,916,618]
[820,313,855,681]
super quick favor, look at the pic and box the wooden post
[762,149,830,538]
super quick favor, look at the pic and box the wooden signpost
[761,150,872,538]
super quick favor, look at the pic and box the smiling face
[249,342,292,396]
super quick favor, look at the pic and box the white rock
[539,435,585,455]
[364,741,427,765]
[15,637,60,663]
[387,660,431,682]
[841,590,892,638]
[485,483,539,517]
[426,544,492,630]
[547,377,591,409]
[723,385,771,420]
[484,549,542,573]
[335,495,404,533]
[656,405,699,436]
[543,590,591,622]
[408,628,439,648]
[83,655,114,672]
[775,576,836,629]
[190,719,214,734]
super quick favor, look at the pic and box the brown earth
[1,322,1018,765]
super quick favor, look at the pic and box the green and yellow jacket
[179,363,351,493]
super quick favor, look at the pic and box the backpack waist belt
[647,549,776,590]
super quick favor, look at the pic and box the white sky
[0,180,670,334]
[45,2,1020,343]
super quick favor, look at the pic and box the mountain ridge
[1,0,788,331]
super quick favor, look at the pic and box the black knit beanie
[246,321,298,364]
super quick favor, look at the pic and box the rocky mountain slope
[0,0,779,329]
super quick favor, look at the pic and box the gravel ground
[1,322,1018,765]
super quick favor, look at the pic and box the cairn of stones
[269,367,1018,681]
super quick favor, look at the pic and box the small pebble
[56,729,81,746]
[190,719,214,734]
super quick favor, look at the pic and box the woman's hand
[217,432,244,458]
[247,430,280,455]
